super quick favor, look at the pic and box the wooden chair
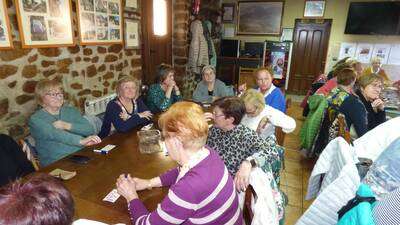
[275,98,292,146]
[19,138,40,171]
[243,184,257,225]
[238,67,257,90]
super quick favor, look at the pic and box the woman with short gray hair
[192,65,234,103]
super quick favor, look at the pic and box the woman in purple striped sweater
[116,102,242,225]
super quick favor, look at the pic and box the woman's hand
[234,160,252,192]
[53,120,72,130]
[238,83,247,94]
[204,112,214,122]
[116,174,138,203]
[371,98,385,112]
[133,178,151,191]
[119,111,130,121]
[256,117,269,134]
[138,111,153,120]
[79,135,101,146]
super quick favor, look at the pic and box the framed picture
[0,0,13,49]
[124,18,139,49]
[237,1,284,35]
[77,0,123,45]
[304,0,325,18]
[14,0,74,48]
[222,3,235,23]
[125,0,138,10]
[280,28,293,42]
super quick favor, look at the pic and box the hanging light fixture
[153,0,167,36]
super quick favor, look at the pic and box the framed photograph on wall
[237,1,284,35]
[124,18,139,49]
[14,0,74,48]
[0,0,13,49]
[304,0,325,18]
[77,0,123,45]
[125,0,138,10]
[222,3,235,23]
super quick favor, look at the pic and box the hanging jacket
[337,184,376,225]
[188,20,209,74]
[299,94,328,153]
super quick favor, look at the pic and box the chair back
[239,67,257,90]
[243,184,257,225]
[19,138,40,171]
[275,98,291,146]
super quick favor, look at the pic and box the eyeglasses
[213,112,225,118]
[46,92,64,98]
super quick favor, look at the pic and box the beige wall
[222,0,400,79]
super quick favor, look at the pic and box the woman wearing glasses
[29,79,101,166]
[355,73,386,130]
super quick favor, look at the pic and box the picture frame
[14,0,74,48]
[222,3,235,23]
[76,0,123,45]
[237,1,284,35]
[280,28,293,42]
[125,0,138,11]
[124,18,140,49]
[304,0,325,18]
[0,0,13,49]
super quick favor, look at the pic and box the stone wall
[172,0,191,98]
[0,0,142,138]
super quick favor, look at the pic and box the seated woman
[355,73,386,130]
[326,68,368,138]
[0,173,74,225]
[146,64,182,113]
[29,79,101,166]
[362,57,391,85]
[115,102,242,225]
[240,89,296,139]
[206,97,286,222]
[192,65,234,103]
[98,76,152,138]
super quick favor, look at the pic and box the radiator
[84,93,117,116]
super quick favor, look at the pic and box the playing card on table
[101,144,116,152]
[103,189,120,203]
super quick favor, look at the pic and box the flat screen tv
[345,1,400,35]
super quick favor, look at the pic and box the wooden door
[288,19,331,94]
[141,0,173,85]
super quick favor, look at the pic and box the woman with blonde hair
[362,57,390,84]
[29,78,100,166]
[98,76,152,138]
[116,102,242,225]
[240,89,296,139]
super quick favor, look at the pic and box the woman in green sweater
[29,79,101,166]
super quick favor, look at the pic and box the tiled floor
[282,101,316,225]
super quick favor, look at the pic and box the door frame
[287,19,332,94]
[141,0,173,85]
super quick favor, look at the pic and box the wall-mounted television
[345,1,400,35]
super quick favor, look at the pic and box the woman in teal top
[29,79,101,166]
[146,64,182,113]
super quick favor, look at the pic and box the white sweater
[241,105,296,139]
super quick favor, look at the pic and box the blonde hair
[202,65,216,75]
[158,102,208,149]
[241,89,265,114]
[35,79,63,106]
[358,73,383,89]
[116,76,140,97]
[371,57,381,65]
[254,67,274,79]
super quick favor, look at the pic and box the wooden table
[38,128,177,224]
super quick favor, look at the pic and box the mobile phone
[68,155,90,164]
